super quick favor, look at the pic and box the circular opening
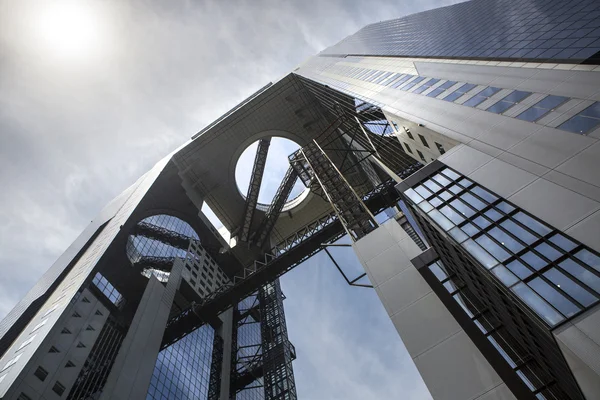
[126,214,199,282]
[235,137,309,211]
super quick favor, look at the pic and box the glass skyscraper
[1,0,600,399]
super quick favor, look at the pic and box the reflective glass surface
[322,0,600,63]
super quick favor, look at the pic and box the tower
[2,0,600,399]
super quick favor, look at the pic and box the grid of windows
[147,325,214,400]
[92,273,124,307]
[321,0,600,63]
[426,260,573,399]
[321,63,600,135]
[404,167,600,327]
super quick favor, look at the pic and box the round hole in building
[235,137,309,212]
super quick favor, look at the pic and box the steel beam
[253,165,298,248]
[240,138,271,242]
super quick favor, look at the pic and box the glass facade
[147,325,214,400]
[322,0,600,63]
[403,167,600,327]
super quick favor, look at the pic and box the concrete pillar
[100,259,184,400]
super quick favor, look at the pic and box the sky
[0,0,463,398]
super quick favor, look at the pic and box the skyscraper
[2,0,600,399]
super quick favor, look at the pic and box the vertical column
[100,258,184,400]
[259,280,297,400]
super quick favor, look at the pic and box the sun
[34,1,104,61]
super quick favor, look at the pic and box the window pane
[463,95,486,107]
[521,251,548,271]
[476,235,511,262]
[575,249,600,273]
[429,263,449,281]
[513,212,551,236]
[404,188,424,204]
[559,258,600,293]
[449,227,469,243]
[534,243,563,261]
[471,186,498,203]
[441,168,460,181]
[428,209,454,231]
[487,100,513,114]
[427,88,445,98]
[423,179,442,193]
[432,173,452,187]
[484,209,503,221]
[516,106,549,122]
[430,197,443,207]
[439,80,457,89]
[461,223,480,237]
[496,202,515,214]
[478,87,501,97]
[473,215,492,229]
[536,95,569,110]
[528,277,579,317]
[441,206,466,224]
[492,265,519,287]
[501,220,537,244]
[443,91,464,102]
[503,90,531,103]
[512,282,564,326]
[558,115,600,134]
[489,227,524,253]
[418,201,434,212]
[462,239,498,269]
[544,269,598,307]
[450,199,476,217]
[414,185,432,199]
[549,234,577,252]
[580,102,600,118]
[460,193,486,210]
[507,260,534,279]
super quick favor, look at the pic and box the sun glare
[34,1,104,61]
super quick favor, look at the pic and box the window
[443,83,477,102]
[52,381,66,396]
[416,149,426,162]
[65,361,76,368]
[85,325,95,331]
[391,74,414,88]
[427,87,446,98]
[402,76,426,91]
[17,393,32,400]
[516,95,569,122]
[404,127,414,140]
[49,346,60,353]
[404,142,413,154]
[81,297,90,303]
[462,86,501,107]
[413,78,440,94]
[435,142,446,154]
[34,366,48,381]
[486,90,532,114]
[92,272,124,307]
[72,312,81,318]
[61,328,71,334]
[76,342,86,348]
[418,134,430,148]
[94,310,103,316]
[558,101,600,134]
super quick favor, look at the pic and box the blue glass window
[558,102,600,134]
[463,87,501,107]
[528,277,579,317]
[560,258,600,293]
[438,80,457,90]
[512,282,564,326]
[506,260,533,280]
[544,269,598,307]
[427,87,445,98]
[443,83,477,102]
[516,95,569,122]
[575,249,600,273]
[521,251,547,271]
[413,78,440,94]
[487,90,531,114]
[489,227,524,253]
[402,76,426,90]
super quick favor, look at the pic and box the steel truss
[133,221,192,250]
[160,180,397,349]
[259,280,297,400]
[208,334,224,400]
[240,138,272,243]
[253,166,299,248]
